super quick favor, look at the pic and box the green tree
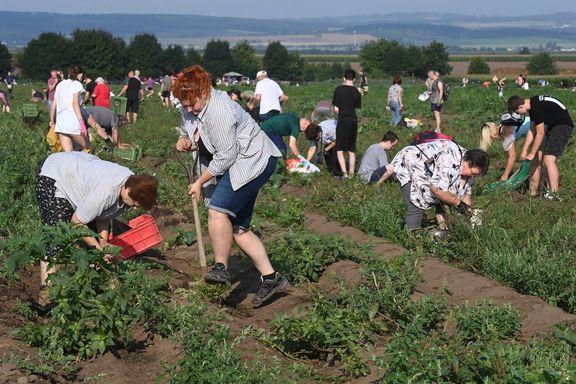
[186,47,202,67]
[262,41,291,80]
[162,45,186,75]
[285,52,304,82]
[20,32,73,79]
[202,40,233,78]
[467,57,491,74]
[0,43,11,75]
[526,53,558,75]
[422,40,452,75]
[70,29,126,80]
[127,33,163,77]
[231,40,259,79]
[404,45,427,78]
[359,40,387,76]
[360,39,425,77]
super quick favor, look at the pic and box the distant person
[160,73,173,107]
[254,70,288,122]
[516,74,529,90]
[427,70,444,133]
[260,112,311,159]
[117,70,143,124]
[145,77,155,98]
[47,70,60,111]
[508,95,574,200]
[305,119,340,176]
[4,71,15,99]
[358,131,399,184]
[82,106,128,149]
[359,71,368,95]
[83,74,96,105]
[91,77,111,108]
[332,68,362,178]
[387,75,404,126]
[461,77,469,87]
[227,88,241,102]
[0,90,10,113]
[31,88,45,102]
[50,65,89,152]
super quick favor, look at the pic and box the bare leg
[528,152,543,196]
[207,209,233,266]
[543,154,559,192]
[336,150,347,176]
[132,113,138,124]
[433,111,442,132]
[233,229,274,275]
[348,151,356,175]
[58,133,74,152]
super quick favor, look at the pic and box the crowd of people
[8,60,571,307]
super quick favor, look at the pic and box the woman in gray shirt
[36,151,158,287]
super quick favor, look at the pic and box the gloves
[79,118,87,137]
[455,201,471,215]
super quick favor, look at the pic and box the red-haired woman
[174,65,287,307]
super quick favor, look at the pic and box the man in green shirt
[260,113,311,158]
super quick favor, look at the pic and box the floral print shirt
[391,140,473,209]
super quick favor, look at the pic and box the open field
[2,79,576,382]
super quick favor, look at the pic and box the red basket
[109,214,163,259]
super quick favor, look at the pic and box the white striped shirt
[179,89,281,190]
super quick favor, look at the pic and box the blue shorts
[208,156,277,231]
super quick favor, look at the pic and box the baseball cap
[256,70,267,79]
[499,112,524,127]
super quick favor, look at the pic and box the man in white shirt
[254,70,288,122]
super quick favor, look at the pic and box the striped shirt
[179,88,282,191]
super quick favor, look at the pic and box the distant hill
[1,11,576,51]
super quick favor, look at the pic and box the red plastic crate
[109,214,163,259]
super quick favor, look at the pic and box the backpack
[411,130,453,145]
[442,81,451,101]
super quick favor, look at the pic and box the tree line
[0,29,456,81]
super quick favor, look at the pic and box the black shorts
[431,103,443,112]
[335,119,358,152]
[544,125,573,157]
[161,90,170,98]
[126,98,140,113]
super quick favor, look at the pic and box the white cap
[256,70,267,79]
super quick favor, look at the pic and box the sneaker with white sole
[252,273,288,306]
[543,190,562,201]
[204,263,231,284]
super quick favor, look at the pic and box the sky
[0,0,574,19]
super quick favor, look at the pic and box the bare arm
[288,136,300,157]
[524,123,544,161]
[501,144,516,181]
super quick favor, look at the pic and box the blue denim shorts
[208,156,277,231]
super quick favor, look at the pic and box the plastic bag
[286,156,320,174]
[46,125,62,152]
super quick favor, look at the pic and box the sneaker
[252,273,288,306]
[543,190,562,201]
[204,263,231,284]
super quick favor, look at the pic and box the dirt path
[303,211,576,338]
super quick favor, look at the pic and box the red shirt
[92,83,111,108]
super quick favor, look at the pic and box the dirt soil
[1,186,575,383]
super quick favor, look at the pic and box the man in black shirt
[508,95,574,200]
[332,68,362,178]
[117,70,144,124]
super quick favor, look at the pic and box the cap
[500,111,524,127]
[256,70,267,79]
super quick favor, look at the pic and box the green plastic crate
[113,145,142,162]
[110,96,128,115]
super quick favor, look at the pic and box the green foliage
[0,42,11,74]
[4,222,169,360]
[266,230,359,284]
[186,47,202,66]
[423,40,453,75]
[163,227,197,249]
[127,33,163,77]
[527,52,559,75]
[202,39,233,78]
[20,32,73,79]
[453,301,521,343]
[231,40,259,78]
[262,41,291,80]
[70,29,127,80]
[162,45,187,75]
[468,56,491,74]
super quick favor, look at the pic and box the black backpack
[442,81,451,101]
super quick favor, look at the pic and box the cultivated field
[2,78,576,382]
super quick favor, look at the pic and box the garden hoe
[175,146,207,284]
